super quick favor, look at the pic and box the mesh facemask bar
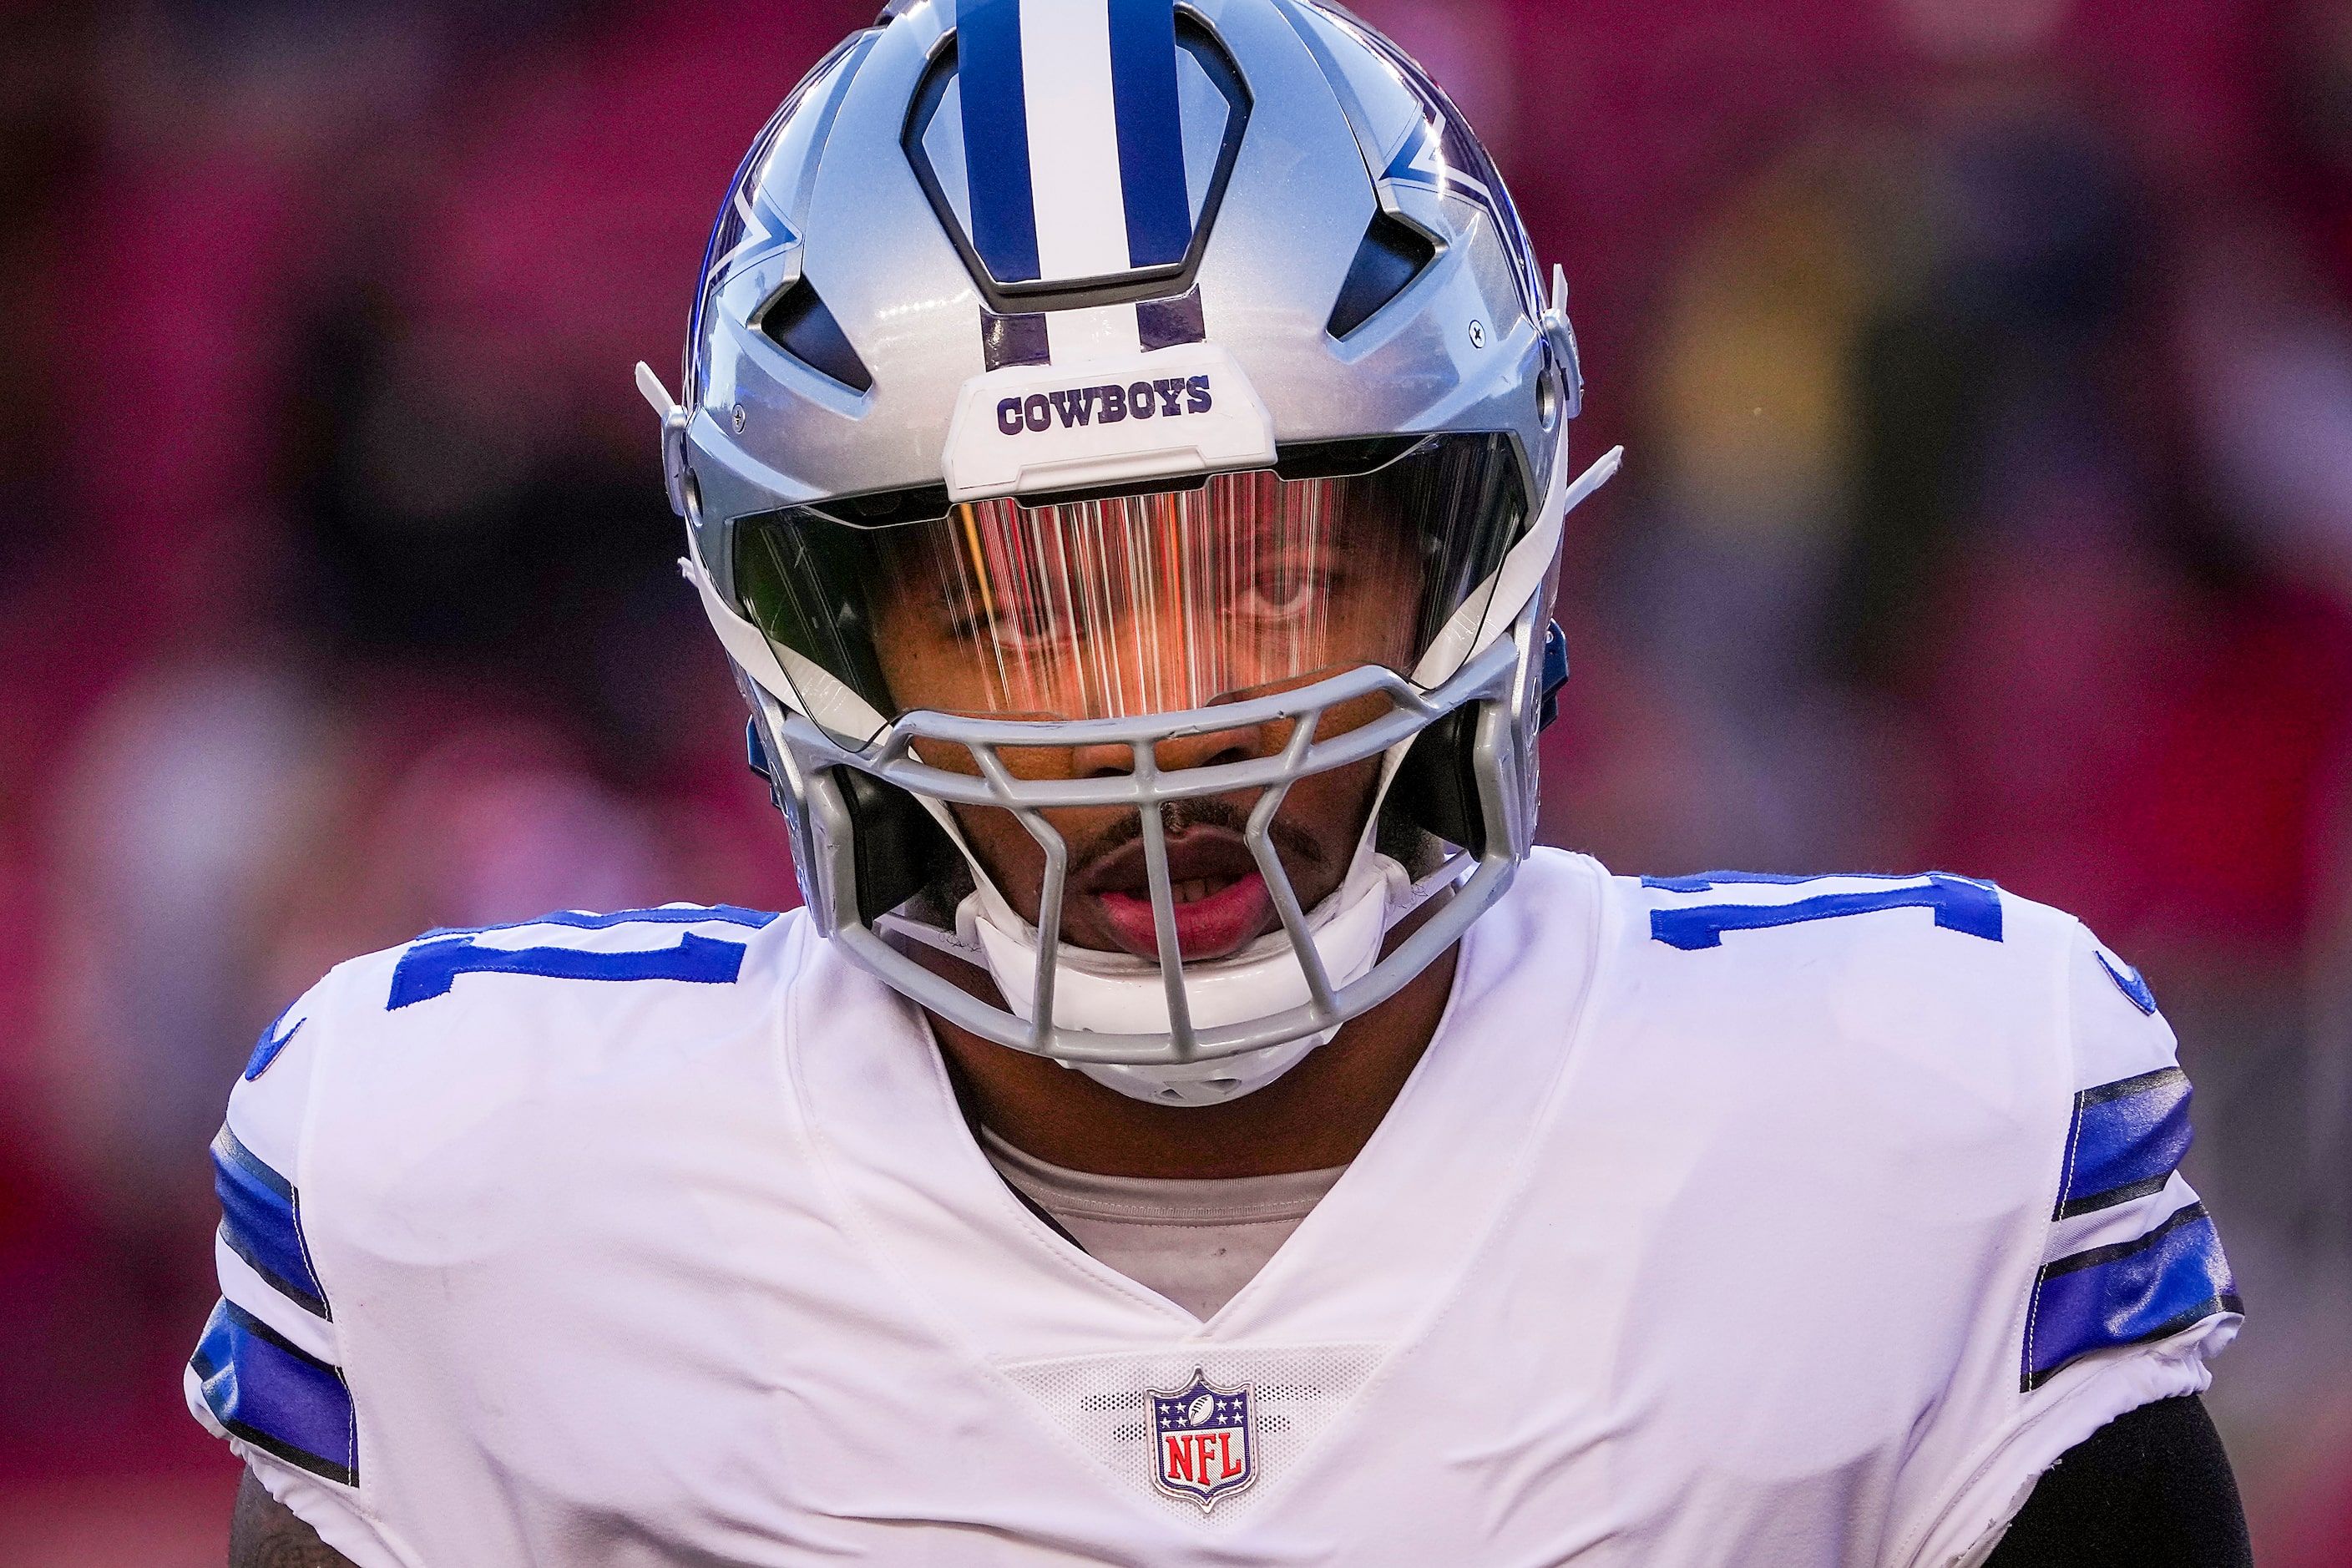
[729,433,1530,739]
[1131,740,1197,1053]
[963,736,1071,1053]
[719,443,1620,1078]
[777,625,1530,1064]
[1246,714,1338,1019]
[850,661,1414,1027]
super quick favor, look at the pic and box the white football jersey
[188,849,2238,1566]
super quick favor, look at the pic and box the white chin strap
[956,852,1415,1107]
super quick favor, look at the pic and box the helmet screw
[1468,320,1485,348]
[731,402,747,434]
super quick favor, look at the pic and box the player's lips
[1080,831,1275,962]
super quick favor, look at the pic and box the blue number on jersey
[1643,871,2003,951]
[387,907,777,1009]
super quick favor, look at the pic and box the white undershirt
[979,1127,1348,1320]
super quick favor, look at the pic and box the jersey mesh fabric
[996,1343,1387,1524]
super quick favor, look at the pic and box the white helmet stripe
[1019,0,1133,281]
[959,0,1193,289]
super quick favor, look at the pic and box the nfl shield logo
[1149,1368,1256,1512]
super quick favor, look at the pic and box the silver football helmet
[640,0,1617,1105]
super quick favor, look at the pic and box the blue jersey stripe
[2057,1068,2193,1219]
[1106,0,1190,268]
[958,0,1041,283]
[210,1127,327,1318]
[190,1298,356,1485]
[2024,1202,2239,1389]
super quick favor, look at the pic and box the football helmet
[640,0,1616,1104]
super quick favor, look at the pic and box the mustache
[1066,797,1326,880]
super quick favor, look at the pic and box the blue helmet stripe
[959,0,1042,284]
[1106,0,1190,269]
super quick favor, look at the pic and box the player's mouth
[1080,828,1275,963]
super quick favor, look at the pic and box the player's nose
[1070,719,1273,781]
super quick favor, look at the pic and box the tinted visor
[731,433,1528,738]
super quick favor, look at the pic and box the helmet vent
[1326,210,1435,339]
[760,277,874,393]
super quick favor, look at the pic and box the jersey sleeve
[2021,926,2241,1398]
[182,965,416,1568]
[1918,920,2244,1566]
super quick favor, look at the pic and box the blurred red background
[5,0,2352,1559]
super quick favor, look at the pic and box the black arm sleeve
[231,1470,360,1568]
[1982,1394,2251,1568]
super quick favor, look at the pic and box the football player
[197,1,2253,1563]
